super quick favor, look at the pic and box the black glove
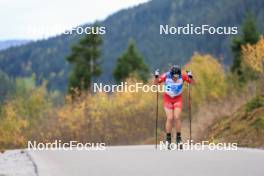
[187,70,193,79]
[155,69,160,78]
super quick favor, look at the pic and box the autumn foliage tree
[231,14,260,81]
[184,53,227,107]
[242,36,264,94]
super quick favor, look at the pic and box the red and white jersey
[158,71,191,97]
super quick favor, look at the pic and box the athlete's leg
[174,107,183,149]
[163,94,175,148]
[164,107,174,133]
[173,107,182,133]
[164,107,173,146]
[173,95,183,134]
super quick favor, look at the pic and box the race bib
[165,77,183,97]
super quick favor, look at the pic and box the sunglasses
[172,74,179,79]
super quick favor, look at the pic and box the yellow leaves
[0,83,52,149]
[242,36,264,73]
[185,53,227,105]
[0,101,28,149]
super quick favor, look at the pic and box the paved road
[28,145,264,176]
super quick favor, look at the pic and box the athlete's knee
[174,114,181,120]
[167,116,174,123]
[174,108,182,120]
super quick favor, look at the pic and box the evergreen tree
[113,40,149,82]
[66,28,102,94]
[231,13,260,80]
[0,70,15,102]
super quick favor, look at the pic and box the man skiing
[154,65,193,149]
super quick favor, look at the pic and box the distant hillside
[207,96,264,148]
[0,40,30,50]
[0,0,264,91]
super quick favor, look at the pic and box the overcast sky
[0,0,149,40]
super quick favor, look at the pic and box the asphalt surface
[28,145,264,176]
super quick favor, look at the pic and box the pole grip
[155,90,159,149]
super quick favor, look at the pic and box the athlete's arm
[154,73,166,84]
[182,72,194,84]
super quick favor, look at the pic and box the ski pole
[188,79,192,143]
[155,87,158,149]
[154,69,160,149]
